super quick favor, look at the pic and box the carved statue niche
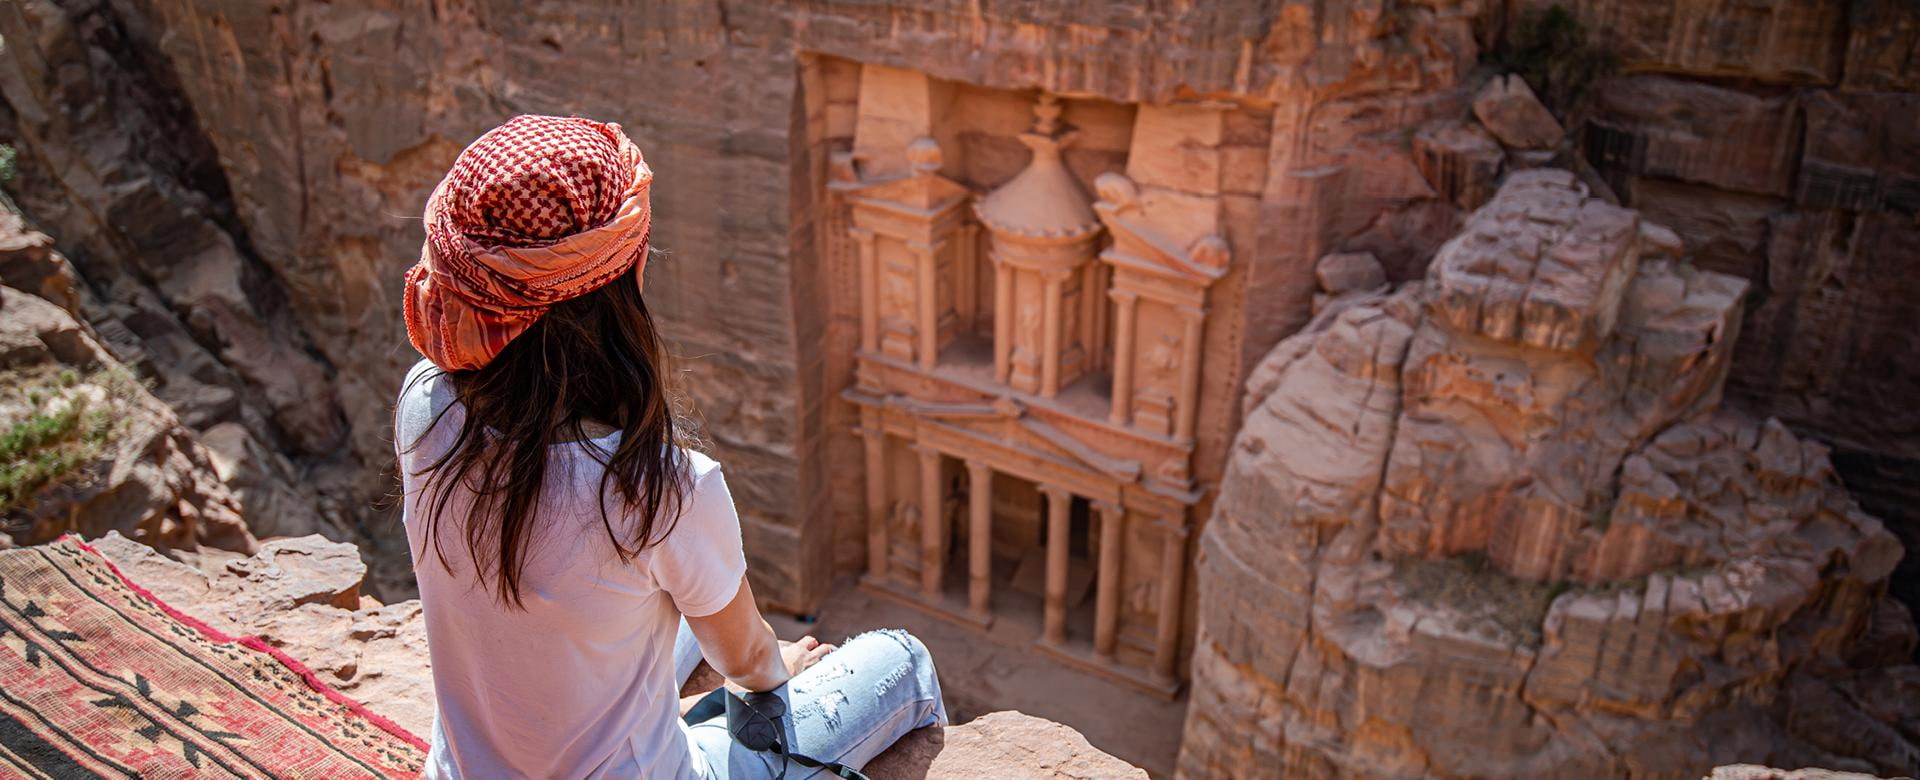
[1092,172,1228,453]
[848,138,975,370]
[974,94,1105,397]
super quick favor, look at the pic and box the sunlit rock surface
[1179,173,1918,779]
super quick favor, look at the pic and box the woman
[394,115,945,778]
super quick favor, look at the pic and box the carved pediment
[1092,172,1228,285]
[845,137,970,215]
[1021,417,1144,483]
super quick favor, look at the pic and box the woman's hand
[781,636,835,677]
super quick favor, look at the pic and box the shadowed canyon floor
[783,580,1188,776]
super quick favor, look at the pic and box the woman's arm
[685,575,833,692]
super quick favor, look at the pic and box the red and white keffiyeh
[403,114,654,371]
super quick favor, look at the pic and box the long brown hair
[400,262,696,608]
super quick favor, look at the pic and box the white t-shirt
[395,360,746,779]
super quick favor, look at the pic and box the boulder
[0,208,83,318]
[1708,767,1891,780]
[1314,251,1387,297]
[1472,74,1564,150]
[1413,119,1505,209]
[867,711,1147,779]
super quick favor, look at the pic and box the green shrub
[1397,556,1559,644]
[0,368,129,515]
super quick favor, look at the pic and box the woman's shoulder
[681,447,721,485]
[394,358,457,456]
[397,358,441,407]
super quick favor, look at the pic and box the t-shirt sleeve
[650,460,748,618]
[393,359,440,461]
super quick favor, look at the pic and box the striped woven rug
[0,536,427,778]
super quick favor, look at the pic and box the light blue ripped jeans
[673,622,948,779]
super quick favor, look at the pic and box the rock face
[0,0,356,549]
[1541,0,1920,621]
[0,0,1492,613]
[1,284,255,554]
[1179,172,1918,778]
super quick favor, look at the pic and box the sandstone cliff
[3,0,1911,630]
[1530,0,1920,623]
[1179,171,1917,778]
[0,0,1497,611]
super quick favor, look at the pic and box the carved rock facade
[824,72,1255,692]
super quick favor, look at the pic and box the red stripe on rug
[59,535,431,753]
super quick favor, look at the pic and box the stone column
[915,240,939,369]
[966,460,993,621]
[855,227,878,354]
[1040,270,1065,396]
[993,258,1013,383]
[1088,264,1110,371]
[1153,516,1189,683]
[1108,290,1138,425]
[1175,305,1205,442]
[1042,485,1073,646]
[1093,501,1125,661]
[862,427,889,581]
[918,445,944,599]
[958,224,980,333]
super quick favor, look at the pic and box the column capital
[1149,514,1190,539]
[904,238,948,253]
[856,425,888,441]
[1091,500,1124,519]
[1040,484,1075,504]
[1176,304,1207,322]
[1108,287,1140,305]
[964,459,993,478]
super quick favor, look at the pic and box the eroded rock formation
[1,284,254,554]
[1540,0,1920,616]
[0,1,351,551]
[1180,172,1917,778]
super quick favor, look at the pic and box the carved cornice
[839,138,971,216]
[1092,172,1229,285]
